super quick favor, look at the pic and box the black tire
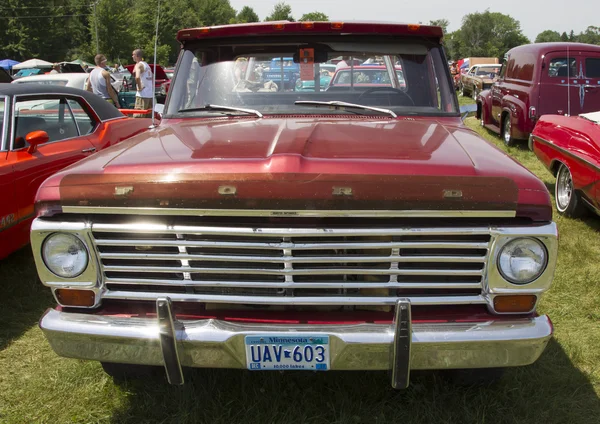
[101,362,162,382]
[502,115,515,146]
[443,368,505,386]
[555,163,587,218]
[461,85,469,97]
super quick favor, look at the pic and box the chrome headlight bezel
[485,223,558,294]
[496,237,548,284]
[42,232,89,278]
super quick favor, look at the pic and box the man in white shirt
[335,56,350,71]
[132,49,154,118]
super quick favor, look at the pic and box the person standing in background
[85,54,120,107]
[132,49,153,118]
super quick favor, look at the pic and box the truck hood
[45,116,551,220]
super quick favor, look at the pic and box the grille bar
[102,291,488,306]
[103,265,484,276]
[92,223,492,237]
[95,239,489,251]
[105,278,482,290]
[99,252,486,263]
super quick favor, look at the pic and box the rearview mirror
[26,130,49,154]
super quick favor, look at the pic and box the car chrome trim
[0,95,8,151]
[61,206,517,218]
[391,299,411,389]
[157,297,184,385]
[31,217,558,310]
[39,309,553,382]
[532,134,600,173]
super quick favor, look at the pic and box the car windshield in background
[166,38,457,117]
[476,67,500,76]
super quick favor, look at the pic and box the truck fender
[501,95,527,139]
[476,89,492,121]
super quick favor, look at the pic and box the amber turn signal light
[330,22,344,30]
[55,289,95,307]
[493,295,537,313]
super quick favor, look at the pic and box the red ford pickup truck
[31,22,558,388]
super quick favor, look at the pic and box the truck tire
[461,85,468,97]
[502,115,516,147]
[101,362,162,382]
[443,368,505,386]
[555,163,587,218]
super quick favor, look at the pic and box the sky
[228,0,597,42]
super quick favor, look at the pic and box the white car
[12,72,125,93]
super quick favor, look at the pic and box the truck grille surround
[90,219,493,307]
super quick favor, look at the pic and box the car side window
[67,99,97,135]
[548,58,577,77]
[585,58,600,78]
[13,97,78,150]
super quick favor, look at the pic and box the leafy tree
[195,0,236,27]
[429,19,449,35]
[299,12,329,22]
[455,10,529,60]
[265,2,294,22]
[535,30,561,43]
[578,26,600,45]
[560,32,569,41]
[569,30,576,41]
[235,6,259,23]
[89,0,134,61]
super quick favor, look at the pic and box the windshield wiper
[178,104,263,118]
[294,101,397,118]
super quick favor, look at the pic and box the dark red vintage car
[477,42,600,146]
[0,84,151,259]
[530,111,600,217]
[30,22,558,389]
[124,63,169,91]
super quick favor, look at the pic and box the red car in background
[0,84,151,259]
[530,111,600,217]
[124,63,169,92]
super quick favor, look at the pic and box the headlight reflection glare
[498,238,547,284]
[42,233,88,278]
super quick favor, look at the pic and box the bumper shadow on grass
[109,338,600,424]
[0,246,54,351]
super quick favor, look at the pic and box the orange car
[0,83,152,259]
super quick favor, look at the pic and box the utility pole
[93,0,100,54]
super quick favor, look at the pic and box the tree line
[0,1,598,66]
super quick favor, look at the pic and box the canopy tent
[13,58,53,70]
[0,59,20,70]
[67,58,94,67]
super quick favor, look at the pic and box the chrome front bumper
[40,299,553,388]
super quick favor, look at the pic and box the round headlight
[498,238,547,284]
[42,233,88,278]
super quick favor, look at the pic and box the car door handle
[82,147,96,153]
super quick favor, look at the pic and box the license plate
[245,335,330,371]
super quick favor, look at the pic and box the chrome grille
[92,222,491,306]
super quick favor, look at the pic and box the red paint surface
[177,22,443,42]
[37,115,551,220]
[0,117,151,259]
[92,301,531,324]
[532,114,600,208]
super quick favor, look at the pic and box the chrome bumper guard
[40,299,552,388]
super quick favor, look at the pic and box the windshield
[166,37,457,117]
[476,67,500,76]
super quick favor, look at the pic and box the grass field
[1,100,600,423]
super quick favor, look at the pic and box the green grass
[1,105,600,423]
